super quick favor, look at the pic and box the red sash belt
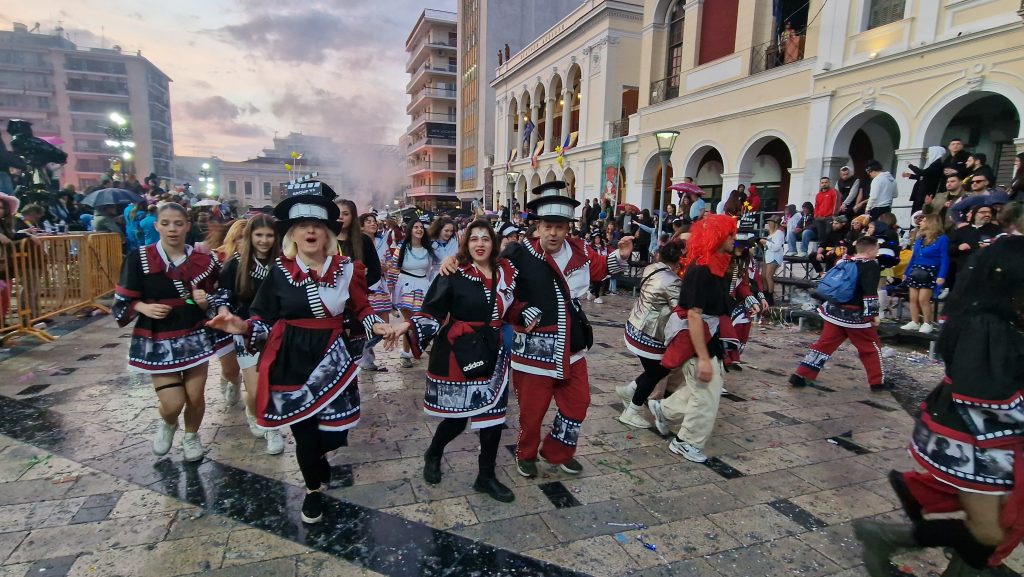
[255,316,346,423]
[447,319,501,343]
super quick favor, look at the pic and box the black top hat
[273,179,342,236]
[525,181,580,222]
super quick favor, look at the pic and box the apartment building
[404,9,459,213]
[0,23,173,190]
[492,0,1024,220]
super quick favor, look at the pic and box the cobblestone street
[0,295,1019,577]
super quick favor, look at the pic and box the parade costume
[408,259,518,501]
[239,179,385,524]
[392,244,436,313]
[432,236,459,272]
[216,253,269,371]
[505,182,628,470]
[725,236,766,367]
[792,255,884,388]
[654,215,739,461]
[115,243,229,373]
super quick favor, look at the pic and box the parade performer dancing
[617,240,684,433]
[442,181,633,477]
[396,220,518,502]
[393,217,437,368]
[359,211,393,372]
[208,179,392,524]
[212,214,284,455]
[727,232,768,368]
[853,236,1024,576]
[649,215,738,463]
[114,203,230,462]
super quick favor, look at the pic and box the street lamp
[654,130,679,243]
[105,112,134,181]
[505,171,520,218]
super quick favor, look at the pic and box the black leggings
[290,417,349,490]
[632,356,671,406]
[426,417,502,475]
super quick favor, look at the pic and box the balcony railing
[408,184,457,196]
[410,136,457,149]
[609,118,629,138]
[750,39,805,75]
[409,161,457,172]
[649,75,680,106]
[412,87,457,100]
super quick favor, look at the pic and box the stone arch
[639,151,673,213]
[827,103,910,159]
[828,108,905,177]
[737,133,795,211]
[682,141,729,181]
[515,174,529,213]
[530,172,541,190]
[918,83,1024,147]
[544,168,558,183]
[651,0,681,25]
[736,130,799,176]
[563,167,576,200]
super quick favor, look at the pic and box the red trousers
[512,359,590,465]
[795,321,883,385]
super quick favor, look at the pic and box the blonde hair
[282,222,338,259]
[918,214,943,244]
[218,220,247,257]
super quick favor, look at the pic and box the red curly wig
[679,214,737,279]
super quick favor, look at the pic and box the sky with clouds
[1,0,455,160]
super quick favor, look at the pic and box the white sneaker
[669,438,707,463]
[647,399,671,436]
[152,421,177,456]
[586,292,593,301]
[264,430,285,455]
[221,377,240,408]
[900,321,921,331]
[618,403,652,429]
[919,323,934,335]
[797,252,808,258]
[594,297,604,304]
[785,251,797,257]
[245,413,264,438]
[181,432,204,462]
[615,381,636,406]
[938,288,949,300]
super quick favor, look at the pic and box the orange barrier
[0,233,122,345]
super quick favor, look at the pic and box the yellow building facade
[492,0,1024,221]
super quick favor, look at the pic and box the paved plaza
[0,295,1020,577]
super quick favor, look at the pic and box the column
[513,104,522,159]
[821,157,848,181]
[720,172,754,195]
[560,89,573,147]
[787,168,808,207]
[529,105,541,158]
[543,97,555,155]
[893,148,925,223]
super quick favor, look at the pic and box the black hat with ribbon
[273,174,342,236]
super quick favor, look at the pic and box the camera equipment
[6,119,68,204]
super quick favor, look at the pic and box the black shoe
[473,475,515,503]
[870,381,896,392]
[888,470,923,522]
[559,458,583,475]
[423,454,443,485]
[301,490,324,524]
[516,459,537,478]
[789,374,808,388]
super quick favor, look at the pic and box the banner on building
[600,138,623,206]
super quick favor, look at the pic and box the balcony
[407,86,457,113]
[750,39,805,75]
[407,111,456,133]
[408,160,456,175]
[408,184,457,197]
[406,61,458,91]
[649,75,680,106]
[406,35,458,72]
[410,136,457,152]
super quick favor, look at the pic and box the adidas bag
[814,258,858,304]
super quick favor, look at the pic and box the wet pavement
[0,295,1021,577]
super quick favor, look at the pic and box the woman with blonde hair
[900,214,949,334]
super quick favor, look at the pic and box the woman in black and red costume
[208,179,393,524]
[853,236,1024,576]
[114,202,230,463]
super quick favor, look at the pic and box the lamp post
[505,171,520,220]
[197,162,214,198]
[653,130,679,243]
[104,112,134,181]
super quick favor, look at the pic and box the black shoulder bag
[451,270,501,379]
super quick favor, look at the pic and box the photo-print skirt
[910,376,1024,494]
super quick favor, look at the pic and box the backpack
[814,258,859,304]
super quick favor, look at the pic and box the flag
[555,133,570,168]
[506,149,517,172]
[521,120,535,143]
[531,141,544,169]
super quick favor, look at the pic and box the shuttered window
[868,0,906,30]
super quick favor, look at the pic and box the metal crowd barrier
[0,232,122,344]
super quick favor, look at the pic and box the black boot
[423,453,443,485]
[888,470,923,522]
[852,520,916,577]
[473,472,515,503]
[914,519,996,570]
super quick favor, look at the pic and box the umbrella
[193,199,220,207]
[80,188,142,208]
[617,203,640,214]
[670,182,704,196]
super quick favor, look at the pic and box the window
[244,182,253,197]
[228,180,237,195]
[868,0,906,29]
[666,1,685,88]
[697,0,738,65]
[263,182,272,199]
